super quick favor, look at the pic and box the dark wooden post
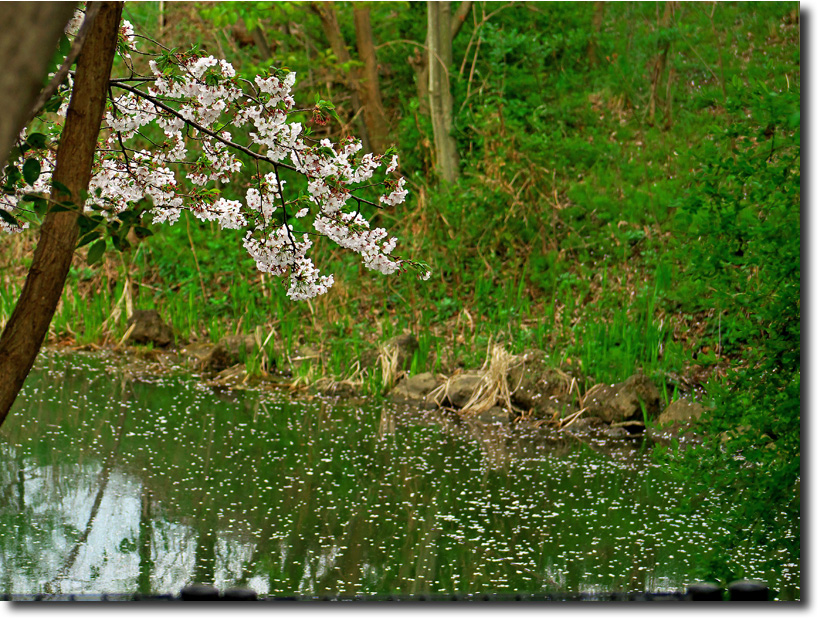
[728,580,769,601]
[687,581,723,601]
[180,583,220,600]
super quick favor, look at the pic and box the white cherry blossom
[0,8,430,300]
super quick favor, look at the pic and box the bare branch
[451,1,473,40]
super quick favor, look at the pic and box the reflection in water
[0,352,799,599]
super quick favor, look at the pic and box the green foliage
[662,72,800,577]
[1,1,799,588]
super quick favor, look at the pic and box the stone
[390,372,442,404]
[657,399,706,427]
[126,309,173,348]
[508,349,571,410]
[442,372,483,409]
[602,425,631,439]
[222,588,258,601]
[475,406,510,424]
[203,334,256,372]
[541,394,577,420]
[384,333,420,371]
[646,399,708,444]
[180,583,219,601]
[584,374,661,424]
[566,416,605,432]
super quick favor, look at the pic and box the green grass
[0,1,798,403]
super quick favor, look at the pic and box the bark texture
[0,2,78,173]
[353,5,390,153]
[310,1,372,152]
[0,1,124,427]
[587,1,606,68]
[428,1,460,183]
[410,1,471,118]
[648,1,677,126]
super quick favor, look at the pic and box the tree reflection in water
[0,351,800,600]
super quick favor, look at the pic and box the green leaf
[26,133,48,150]
[119,210,137,224]
[21,194,48,215]
[134,226,154,239]
[112,233,131,252]
[0,209,20,227]
[22,159,41,185]
[52,180,72,196]
[43,93,63,114]
[4,165,21,188]
[87,239,106,265]
[77,230,100,248]
[78,214,102,236]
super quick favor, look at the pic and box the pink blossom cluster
[1,9,430,299]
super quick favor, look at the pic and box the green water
[0,352,799,599]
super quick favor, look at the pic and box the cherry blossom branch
[108,80,386,210]
[3,9,430,296]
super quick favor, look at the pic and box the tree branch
[108,80,385,210]
[451,1,473,40]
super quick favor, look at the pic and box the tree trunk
[450,0,473,40]
[0,2,78,173]
[410,1,471,118]
[648,1,676,126]
[310,1,372,152]
[250,24,272,59]
[353,5,390,154]
[587,1,606,68]
[427,1,459,183]
[0,1,123,427]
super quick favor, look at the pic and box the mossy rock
[584,374,661,424]
[389,372,442,406]
[203,335,257,372]
[127,310,174,348]
[508,349,573,412]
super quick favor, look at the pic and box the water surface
[0,351,799,599]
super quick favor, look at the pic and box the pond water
[0,351,799,599]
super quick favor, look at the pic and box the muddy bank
[51,313,709,448]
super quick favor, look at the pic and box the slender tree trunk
[410,1,471,117]
[409,36,431,116]
[249,22,272,59]
[428,1,459,183]
[648,1,676,126]
[310,1,372,152]
[450,0,473,40]
[587,1,606,68]
[0,2,78,173]
[0,1,123,427]
[353,5,390,154]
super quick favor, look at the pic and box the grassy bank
[1,2,798,395]
[0,3,800,588]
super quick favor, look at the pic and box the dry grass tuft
[459,341,520,414]
[376,343,402,393]
[427,341,525,416]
